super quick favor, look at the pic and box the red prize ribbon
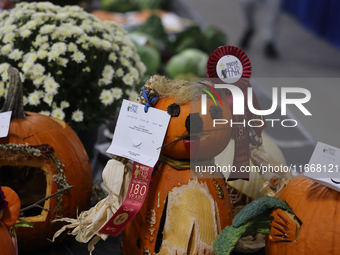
[99,162,154,236]
[207,46,266,180]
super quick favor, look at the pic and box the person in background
[239,0,282,59]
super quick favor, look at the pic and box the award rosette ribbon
[206,46,266,180]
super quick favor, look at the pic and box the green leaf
[214,222,252,255]
[232,197,293,228]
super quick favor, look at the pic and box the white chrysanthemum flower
[122,46,133,58]
[0,63,10,74]
[22,61,34,73]
[56,13,67,20]
[114,35,122,42]
[102,74,113,85]
[57,58,68,67]
[40,24,55,34]
[122,73,134,86]
[44,77,59,94]
[37,90,44,98]
[40,43,50,50]
[101,40,111,50]
[58,27,71,37]
[51,30,60,40]
[23,95,28,106]
[39,110,50,116]
[129,90,139,102]
[0,10,9,20]
[0,82,4,88]
[37,49,47,59]
[0,69,8,80]
[112,88,123,100]
[43,93,53,106]
[72,109,84,122]
[99,89,114,106]
[0,87,4,97]
[137,62,147,75]
[90,36,101,48]
[70,26,84,35]
[102,65,114,76]
[4,25,16,33]
[109,52,117,62]
[51,108,65,120]
[129,67,139,80]
[1,44,12,55]
[60,101,70,109]
[28,91,40,106]
[115,68,124,77]
[120,57,130,67]
[71,51,85,63]
[33,76,46,87]
[81,43,89,50]
[51,42,67,55]
[68,43,78,52]
[23,52,38,62]
[48,51,59,62]
[80,23,92,33]
[76,35,87,44]
[27,20,37,29]
[32,63,45,76]
[93,22,104,31]
[20,29,32,38]
[112,43,119,51]
[8,49,23,61]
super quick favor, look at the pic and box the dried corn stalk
[52,159,132,254]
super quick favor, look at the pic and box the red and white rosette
[206,46,255,180]
[207,46,252,89]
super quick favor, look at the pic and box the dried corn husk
[52,159,132,254]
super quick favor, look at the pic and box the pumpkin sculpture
[265,176,340,255]
[0,186,20,255]
[0,67,93,251]
[121,75,233,254]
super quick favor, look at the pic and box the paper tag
[216,55,243,83]
[304,142,340,192]
[0,111,12,138]
[99,162,153,236]
[106,100,170,167]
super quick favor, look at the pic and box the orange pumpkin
[266,177,340,255]
[1,186,20,230]
[0,186,20,255]
[0,67,93,251]
[122,78,233,254]
[0,221,16,255]
[156,96,232,160]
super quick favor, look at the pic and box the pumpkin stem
[0,66,26,119]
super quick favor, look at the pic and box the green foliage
[132,14,169,46]
[165,48,208,79]
[232,197,294,228]
[201,26,227,54]
[214,197,295,255]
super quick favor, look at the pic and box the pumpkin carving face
[266,177,340,255]
[155,90,232,160]
[0,67,92,251]
[122,76,233,255]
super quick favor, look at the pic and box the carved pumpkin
[0,186,20,255]
[0,67,93,251]
[266,176,340,255]
[122,76,233,255]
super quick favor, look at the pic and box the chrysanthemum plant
[0,2,146,131]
